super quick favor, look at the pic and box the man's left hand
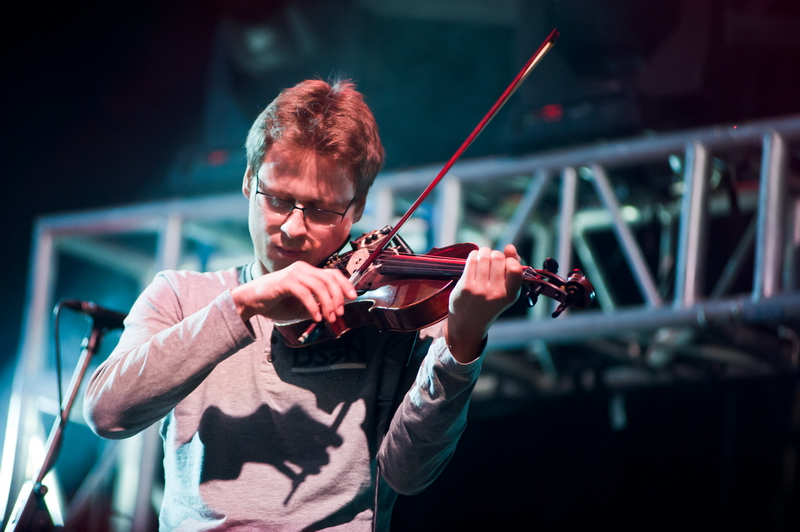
[445,244,523,363]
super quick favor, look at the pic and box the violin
[274,28,595,347]
[275,226,595,347]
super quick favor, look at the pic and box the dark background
[3,0,800,529]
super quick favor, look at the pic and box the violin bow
[298,29,559,344]
[350,28,559,283]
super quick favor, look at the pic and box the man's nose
[280,208,308,238]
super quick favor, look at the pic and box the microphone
[61,300,127,330]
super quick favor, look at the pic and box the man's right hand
[231,262,357,324]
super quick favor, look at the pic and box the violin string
[380,258,465,267]
[380,257,463,265]
[379,255,547,280]
[381,255,541,271]
[379,265,463,276]
[391,253,468,263]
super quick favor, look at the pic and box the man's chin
[265,250,308,272]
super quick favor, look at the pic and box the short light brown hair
[245,79,385,199]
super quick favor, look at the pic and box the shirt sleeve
[83,272,255,439]
[377,334,484,495]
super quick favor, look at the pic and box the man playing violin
[85,78,523,531]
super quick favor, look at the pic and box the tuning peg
[543,257,559,274]
[526,291,539,308]
[551,302,568,318]
[521,282,544,308]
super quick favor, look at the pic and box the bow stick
[353,28,559,281]
[298,28,560,344]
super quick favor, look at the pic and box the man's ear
[242,167,253,198]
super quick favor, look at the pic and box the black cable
[372,462,382,532]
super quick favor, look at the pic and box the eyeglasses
[254,179,356,227]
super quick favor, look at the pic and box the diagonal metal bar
[711,215,758,299]
[498,169,552,248]
[572,229,615,311]
[590,164,663,308]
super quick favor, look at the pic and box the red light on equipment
[207,149,229,167]
[541,104,563,122]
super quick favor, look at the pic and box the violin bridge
[345,248,371,276]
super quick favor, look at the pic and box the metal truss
[369,114,800,402]
[2,114,799,529]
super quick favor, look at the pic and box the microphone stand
[6,322,107,532]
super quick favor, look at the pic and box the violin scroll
[521,258,596,318]
[566,269,595,308]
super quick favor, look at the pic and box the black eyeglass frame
[254,178,356,227]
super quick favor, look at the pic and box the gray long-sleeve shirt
[84,266,483,531]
